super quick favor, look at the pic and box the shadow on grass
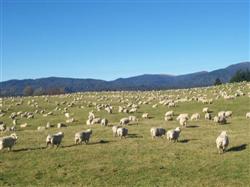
[128,134,143,138]
[227,144,247,152]
[178,139,198,143]
[187,125,199,128]
[13,146,47,152]
[63,140,114,148]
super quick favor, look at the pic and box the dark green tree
[214,78,222,86]
[23,86,34,96]
[230,69,250,83]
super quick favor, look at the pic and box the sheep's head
[11,133,18,140]
[221,131,227,136]
[175,127,181,132]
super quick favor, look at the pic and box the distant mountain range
[0,62,249,96]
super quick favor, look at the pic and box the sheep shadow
[128,134,143,138]
[187,125,199,128]
[63,140,113,148]
[13,146,47,152]
[178,139,198,143]
[227,144,247,152]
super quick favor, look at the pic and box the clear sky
[1,0,249,81]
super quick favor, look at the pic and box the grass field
[0,82,250,187]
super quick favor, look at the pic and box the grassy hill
[0,82,250,186]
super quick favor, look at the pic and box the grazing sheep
[0,133,18,151]
[112,125,120,137]
[46,122,51,128]
[20,123,28,128]
[0,123,6,132]
[128,115,137,122]
[64,113,70,118]
[57,123,67,128]
[218,111,226,118]
[176,114,189,121]
[142,113,149,119]
[150,127,166,139]
[86,119,92,125]
[46,132,64,148]
[101,118,108,126]
[191,113,200,121]
[216,131,229,154]
[120,117,130,125]
[91,118,101,125]
[225,111,232,118]
[165,111,174,117]
[75,129,92,144]
[37,126,46,131]
[205,113,212,120]
[116,127,128,138]
[165,115,173,121]
[179,117,188,127]
[214,116,227,124]
[66,118,75,123]
[202,107,209,113]
[167,127,181,142]
[246,112,250,119]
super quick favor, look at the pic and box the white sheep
[91,118,101,125]
[205,113,212,120]
[75,129,92,144]
[150,127,166,139]
[0,133,18,151]
[112,125,120,137]
[176,113,189,121]
[216,131,229,154]
[46,132,64,148]
[202,107,209,113]
[120,117,130,125]
[191,113,200,121]
[101,118,108,126]
[57,123,67,128]
[116,127,128,138]
[167,127,181,142]
[179,117,188,127]
[20,123,28,128]
[142,113,149,119]
[225,111,232,118]
[246,112,250,119]
[0,123,6,132]
[214,116,227,124]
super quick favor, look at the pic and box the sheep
[57,123,67,128]
[66,118,75,123]
[246,112,250,119]
[216,131,229,154]
[167,127,181,142]
[120,117,130,125]
[0,123,6,132]
[205,113,212,120]
[214,116,227,124]
[86,119,92,125]
[165,111,174,117]
[46,122,51,128]
[112,125,120,137]
[101,118,108,126]
[20,123,28,128]
[142,113,149,119]
[176,113,189,121]
[91,118,101,125]
[37,126,46,131]
[64,113,70,118]
[150,127,166,139]
[225,111,232,118]
[191,113,200,121]
[116,127,128,138]
[0,133,18,151]
[75,129,92,144]
[179,117,188,127]
[46,132,64,148]
[218,111,226,118]
[202,107,209,113]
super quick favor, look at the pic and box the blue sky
[1,0,249,81]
